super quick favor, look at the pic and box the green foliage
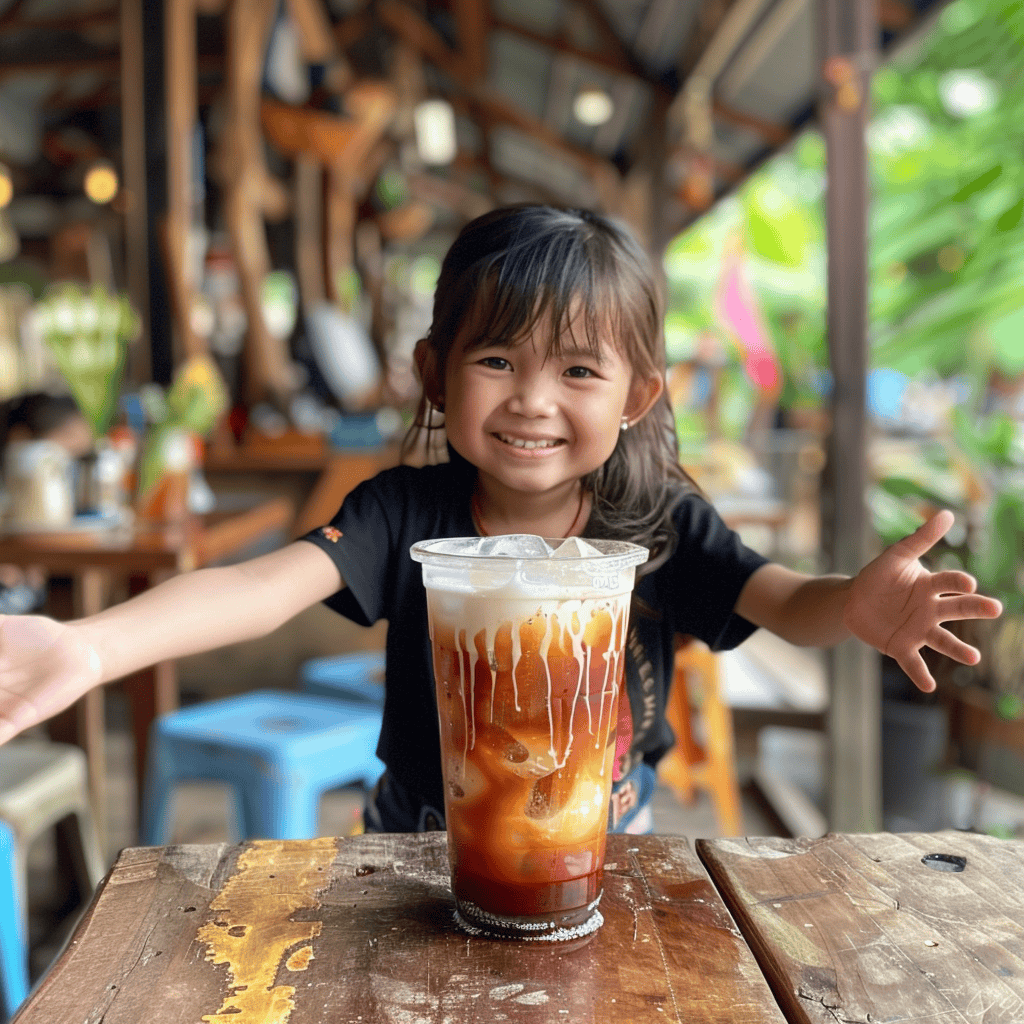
[665,0,1024,415]
[34,283,139,438]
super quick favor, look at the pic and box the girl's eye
[479,356,511,370]
[565,365,596,379]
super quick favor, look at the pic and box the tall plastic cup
[410,535,649,941]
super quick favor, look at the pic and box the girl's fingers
[898,510,954,560]
[927,626,980,665]
[897,648,937,693]
[937,594,1003,621]
[929,570,976,595]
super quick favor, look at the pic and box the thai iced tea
[411,536,648,941]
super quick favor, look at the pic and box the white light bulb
[573,89,614,127]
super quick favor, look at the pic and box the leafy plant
[33,283,139,438]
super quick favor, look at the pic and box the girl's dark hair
[402,204,697,575]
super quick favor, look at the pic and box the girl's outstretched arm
[734,509,1002,693]
[0,542,344,743]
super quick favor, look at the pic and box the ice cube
[550,537,603,559]
[477,535,554,558]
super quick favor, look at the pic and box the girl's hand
[0,615,103,743]
[843,509,1003,692]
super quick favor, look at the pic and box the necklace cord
[471,486,586,538]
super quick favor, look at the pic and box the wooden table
[17,830,1024,1023]
[697,830,1024,1023]
[204,432,399,539]
[16,833,786,1024]
[0,497,295,845]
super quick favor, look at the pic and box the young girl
[0,205,1002,834]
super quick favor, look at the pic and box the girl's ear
[414,338,443,408]
[623,373,665,426]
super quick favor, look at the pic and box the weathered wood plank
[15,834,786,1024]
[697,831,1024,1024]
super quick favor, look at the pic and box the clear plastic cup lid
[410,535,649,571]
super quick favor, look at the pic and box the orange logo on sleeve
[320,526,343,543]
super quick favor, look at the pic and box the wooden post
[164,0,202,363]
[120,0,151,384]
[819,0,880,832]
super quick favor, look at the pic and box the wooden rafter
[712,99,791,145]
[333,11,374,50]
[0,0,28,29]
[285,0,338,63]
[380,0,612,178]
[0,9,117,35]
[492,16,669,96]
[878,0,914,29]
[454,0,490,83]
[0,56,120,81]
[675,0,732,80]
[573,0,650,83]
[43,81,120,111]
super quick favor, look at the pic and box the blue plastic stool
[300,651,385,706]
[140,690,385,844]
[0,820,28,1020]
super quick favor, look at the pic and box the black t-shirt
[300,462,769,812]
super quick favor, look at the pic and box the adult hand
[843,509,1003,692]
[0,615,103,743]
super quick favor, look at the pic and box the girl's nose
[507,371,558,418]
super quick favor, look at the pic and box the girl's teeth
[499,434,557,449]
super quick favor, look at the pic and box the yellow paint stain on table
[198,838,338,1023]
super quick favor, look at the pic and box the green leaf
[997,197,1024,232]
[950,164,1003,202]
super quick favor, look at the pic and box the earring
[620,416,629,432]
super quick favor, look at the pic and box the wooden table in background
[697,830,1024,1023]
[15,833,786,1024]
[204,431,399,539]
[0,497,294,846]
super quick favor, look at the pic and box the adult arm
[734,510,1002,692]
[0,541,344,742]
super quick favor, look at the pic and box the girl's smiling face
[437,314,662,501]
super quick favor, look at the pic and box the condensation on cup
[410,534,649,941]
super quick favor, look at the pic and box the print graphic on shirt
[320,526,343,543]
[615,624,657,782]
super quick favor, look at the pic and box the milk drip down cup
[410,535,649,940]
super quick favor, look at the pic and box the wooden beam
[668,143,744,184]
[333,11,373,50]
[285,0,338,63]
[574,0,650,82]
[216,0,295,404]
[0,56,120,81]
[404,170,493,220]
[380,0,612,179]
[42,82,120,111]
[0,9,117,35]
[712,99,792,146]
[0,0,28,29]
[878,0,914,30]
[454,0,489,83]
[819,0,880,833]
[379,0,473,85]
[492,17,669,95]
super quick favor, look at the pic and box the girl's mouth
[493,432,564,451]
